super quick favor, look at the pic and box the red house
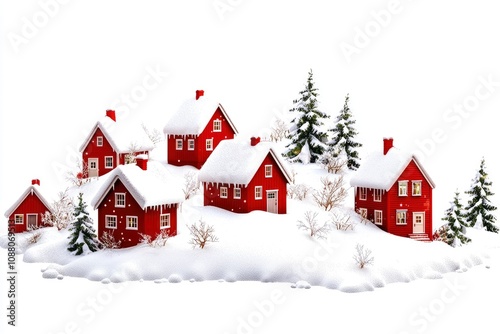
[4,179,53,233]
[163,90,238,169]
[350,138,435,241]
[198,137,292,214]
[91,155,184,248]
[80,110,155,178]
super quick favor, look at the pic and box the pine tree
[283,69,329,163]
[67,193,99,255]
[326,94,362,170]
[464,158,498,233]
[442,191,471,247]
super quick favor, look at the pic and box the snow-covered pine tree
[67,193,99,255]
[442,191,471,247]
[464,158,498,233]
[283,70,329,163]
[325,94,362,170]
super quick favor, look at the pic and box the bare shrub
[331,212,356,231]
[313,176,348,211]
[297,211,330,239]
[99,231,122,249]
[66,160,90,186]
[141,123,163,145]
[140,230,170,248]
[287,183,311,200]
[356,208,370,225]
[26,227,42,244]
[353,243,374,269]
[42,189,74,230]
[269,118,289,142]
[322,151,347,174]
[125,142,140,164]
[188,219,219,249]
[433,225,450,244]
[183,171,200,200]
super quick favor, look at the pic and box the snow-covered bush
[66,160,90,187]
[297,211,330,239]
[187,219,219,249]
[331,211,355,231]
[353,243,374,269]
[140,230,170,248]
[321,150,346,174]
[269,118,289,142]
[183,171,200,200]
[26,227,42,244]
[41,189,74,230]
[287,183,311,200]
[313,176,348,211]
[433,225,451,245]
[99,231,122,249]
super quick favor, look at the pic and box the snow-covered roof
[350,147,435,191]
[198,138,293,187]
[79,115,155,153]
[91,161,184,210]
[4,184,53,218]
[163,95,238,136]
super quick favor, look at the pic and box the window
[115,193,126,207]
[126,216,138,230]
[89,160,97,169]
[234,188,241,199]
[176,139,183,150]
[14,214,23,225]
[160,214,170,229]
[265,165,272,178]
[206,139,213,151]
[359,188,367,200]
[374,210,383,225]
[396,210,407,225]
[358,208,367,218]
[398,181,408,196]
[105,215,117,229]
[373,189,382,202]
[105,156,113,169]
[255,186,263,200]
[97,136,103,147]
[220,187,228,199]
[412,181,422,196]
[188,139,195,151]
[213,119,222,132]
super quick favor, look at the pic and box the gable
[199,106,238,138]
[4,186,53,218]
[396,159,435,189]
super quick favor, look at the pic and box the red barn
[91,155,184,248]
[350,138,435,241]
[4,179,53,233]
[163,90,238,169]
[198,137,292,214]
[80,110,155,178]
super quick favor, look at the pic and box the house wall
[82,127,117,177]
[8,193,51,233]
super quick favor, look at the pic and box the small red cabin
[80,110,155,178]
[350,138,435,241]
[4,179,53,233]
[91,156,184,248]
[198,137,292,214]
[163,90,238,169]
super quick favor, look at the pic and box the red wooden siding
[7,193,51,233]
[82,127,117,177]
[96,179,178,248]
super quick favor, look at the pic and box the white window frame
[396,210,407,225]
[255,186,263,200]
[374,210,383,225]
[14,214,24,225]
[176,139,183,150]
[412,181,422,196]
[220,187,228,199]
[213,119,222,132]
[126,216,138,230]
[160,214,170,229]
[115,193,126,208]
[97,136,103,147]
[105,215,117,229]
[373,189,382,202]
[398,181,408,196]
[206,139,213,151]
[359,188,367,201]
[188,139,195,151]
[234,187,241,199]
[265,165,273,178]
[358,208,368,218]
[105,156,113,169]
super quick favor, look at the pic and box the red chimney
[31,179,40,186]
[106,109,116,122]
[136,154,148,171]
[250,137,261,146]
[196,90,204,100]
[383,138,394,155]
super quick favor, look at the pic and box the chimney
[136,154,148,171]
[106,109,116,122]
[250,137,261,146]
[195,90,204,100]
[31,179,40,186]
[383,138,394,155]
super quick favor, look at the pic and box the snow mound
[291,280,311,289]
[168,274,183,283]
[42,269,60,279]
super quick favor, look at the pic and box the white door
[413,212,425,233]
[27,214,37,229]
[88,158,98,177]
[266,191,278,214]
